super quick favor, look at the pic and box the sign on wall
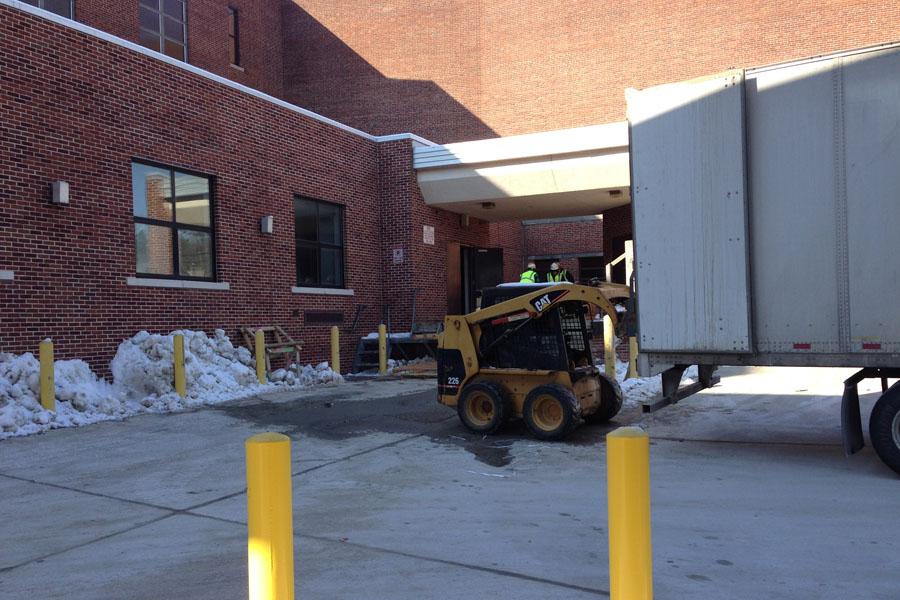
[423,225,435,245]
[392,249,405,264]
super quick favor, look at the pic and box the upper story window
[228,7,241,67]
[294,197,345,288]
[21,0,73,18]
[132,161,215,280]
[138,0,187,61]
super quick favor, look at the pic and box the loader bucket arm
[465,283,626,330]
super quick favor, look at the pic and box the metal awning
[413,122,630,221]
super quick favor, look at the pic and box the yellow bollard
[173,334,187,397]
[246,433,295,600]
[330,326,340,375]
[626,336,639,380]
[603,315,616,380]
[378,323,387,375]
[607,426,653,600]
[39,339,55,411]
[255,329,266,384]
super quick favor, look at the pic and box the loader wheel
[523,384,580,441]
[869,383,900,475]
[457,381,511,435]
[584,376,624,424]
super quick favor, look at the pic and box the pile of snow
[0,353,126,438]
[271,361,344,386]
[363,331,412,340]
[0,329,344,440]
[597,339,698,406]
[386,356,435,374]
[111,329,258,407]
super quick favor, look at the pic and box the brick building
[2,0,898,372]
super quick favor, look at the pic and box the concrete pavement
[0,369,897,599]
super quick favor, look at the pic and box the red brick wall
[524,218,604,257]
[379,140,499,330]
[0,4,383,373]
[75,0,284,96]
[281,0,900,144]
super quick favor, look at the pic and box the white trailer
[627,43,900,474]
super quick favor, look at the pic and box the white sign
[423,225,435,245]
[392,248,405,264]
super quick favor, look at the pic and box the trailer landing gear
[841,368,900,475]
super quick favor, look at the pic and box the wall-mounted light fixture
[50,181,69,205]
[481,201,495,210]
[260,215,274,234]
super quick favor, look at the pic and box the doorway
[461,247,503,313]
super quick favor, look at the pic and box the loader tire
[523,384,580,441]
[869,382,900,476]
[584,376,624,424]
[457,380,511,435]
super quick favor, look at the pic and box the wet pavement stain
[217,387,628,467]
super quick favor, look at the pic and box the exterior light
[50,181,69,205]
[260,215,274,234]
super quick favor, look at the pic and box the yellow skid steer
[437,282,629,440]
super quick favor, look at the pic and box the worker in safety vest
[519,262,539,283]
[546,262,573,283]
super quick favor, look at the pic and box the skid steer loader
[437,282,630,440]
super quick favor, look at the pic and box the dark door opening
[461,247,503,313]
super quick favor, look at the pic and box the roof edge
[1,0,437,147]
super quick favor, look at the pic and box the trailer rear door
[627,71,752,353]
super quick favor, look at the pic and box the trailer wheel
[457,381,511,435]
[584,376,624,424]
[523,384,580,441]
[869,382,900,476]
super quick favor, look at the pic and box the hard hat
[527,262,537,269]
[550,262,560,270]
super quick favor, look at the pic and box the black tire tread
[869,382,900,476]
[522,383,580,441]
[457,380,511,435]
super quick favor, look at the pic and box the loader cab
[477,284,594,371]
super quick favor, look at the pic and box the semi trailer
[627,43,900,474]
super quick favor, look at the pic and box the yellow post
[255,329,266,384]
[39,339,55,411]
[246,433,295,600]
[173,334,186,397]
[607,426,653,600]
[378,323,387,375]
[603,315,616,379]
[330,326,341,375]
[626,336,639,380]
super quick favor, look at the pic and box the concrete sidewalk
[0,369,897,599]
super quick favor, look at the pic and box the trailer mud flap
[841,381,865,456]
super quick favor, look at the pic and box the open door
[461,247,503,313]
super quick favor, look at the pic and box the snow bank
[604,355,698,407]
[0,329,343,439]
[0,353,126,438]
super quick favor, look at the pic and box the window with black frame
[294,197,344,288]
[21,0,73,18]
[132,162,215,280]
[138,0,187,61]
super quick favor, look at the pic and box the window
[21,0,73,18]
[228,7,240,66]
[294,197,345,288]
[132,162,214,280]
[138,0,187,61]
[578,256,605,283]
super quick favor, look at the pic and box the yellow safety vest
[520,269,538,283]
[547,270,568,282]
